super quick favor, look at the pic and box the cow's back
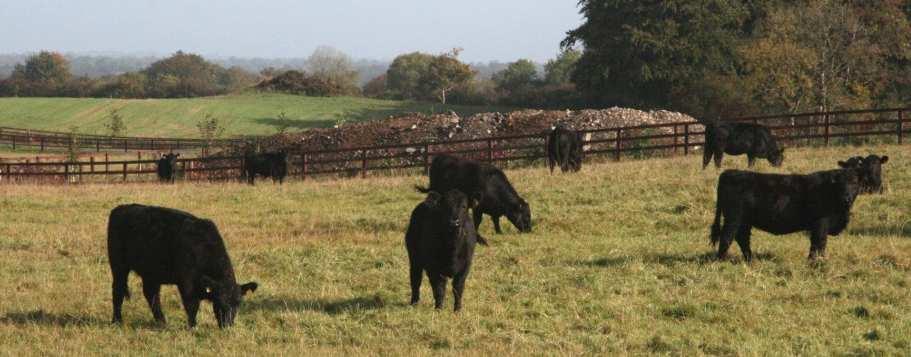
[108,204,197,282]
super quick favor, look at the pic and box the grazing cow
[107,204,258,328]
[242,151,288,185]
[406,190,488,311]
[156,153,180,183]
[547,125,584,173]
[709,155,888,261]
[703,122,785,169]
[416,154,531,234]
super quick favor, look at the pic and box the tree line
[2,1,908,116]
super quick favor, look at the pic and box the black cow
[156,153,180,183]
[837,155,889,193]
[416,154,531,234]
[406,190,488,311]
[709,155,888,261]
[547,125,584,173]
[107,204,258,328]
[703,122,785,169]
[242,151,288,185]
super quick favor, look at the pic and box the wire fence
[0,107,906,184]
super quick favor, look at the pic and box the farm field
[0,144,909,355]
[0,93,508,138]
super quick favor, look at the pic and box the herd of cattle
[110,120,890,328]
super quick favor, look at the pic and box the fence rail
[0,107,907,184]
[0,127,241,152]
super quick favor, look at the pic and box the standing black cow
[107,204,258,328]
[709,155,888,261]
[416,154,531,234]
[703,122,785,169]
[406,190,488,311]
[156,153,180,183]
[242,151,288,185]
[547,125,584,173]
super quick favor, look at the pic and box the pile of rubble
[249,107,701,153]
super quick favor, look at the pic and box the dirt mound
[246,108,698,153]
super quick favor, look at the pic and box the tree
[10,51,73,96]
[362,74,387,98]
[492,59,540,93]
[386,52,434,99]
[306,46,360,96]
[144,51,220,97]
[544,49,581,85]
[104,108,127,137]
[425,49,474,104]
[563,1,751,114]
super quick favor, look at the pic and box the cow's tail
[710,194,722,248]
[414,185,431,193]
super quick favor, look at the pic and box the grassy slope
[0,93,506,138]
[0,144,909,355]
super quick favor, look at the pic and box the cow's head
[160,153,180,165]
[839,154,889,194]
[769,148,785,167]
[506,198,532,233]
[201,276,258,328]
[424,190,479,273]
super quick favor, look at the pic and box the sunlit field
[0,144,909,355]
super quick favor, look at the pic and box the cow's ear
[424,191,442,208]
[240,282,258,295]
[880,156,888,164]
[838,161,849,168]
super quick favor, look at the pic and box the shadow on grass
[645,251,780,266]
[849,224,911,238]
[252,117,337,131]
[580,256,634,268]
[246,295,397,315]
[0,309,105,327]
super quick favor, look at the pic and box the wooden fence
[0,127,241,152]
[0,107,906,184]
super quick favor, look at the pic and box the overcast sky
[0,0,583,62]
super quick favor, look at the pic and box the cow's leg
[492,215,503,234]
[409,264,423,305]
[428,272,446,310]
[702,148,713,169]
[808,221,829,260]
[177,283,200,328]
[142,282,166,324]
[713,149,724,168]
[472,208,483,231]
[735,225,753,262]
[452,264,472,312]
[717,217,740,260]
[747,153,756,168]
[111,269,129,324]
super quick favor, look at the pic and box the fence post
[64,163,69,184]
[105,153,109,172]
[137,152,142,172]
[361,150,368,179]
[683,124,690,156]
[615,128,622,161]
[423,144,430,175]
[673,124,679,154]
[824,114,830,146]
[487,139,493,162]
[122,162,127,182]
[96,139,100,152]
[300,154,307,180]
[11,135,15,150]
[40,137,45,152]
[898,110,904,144]
[90,156,95,173]
[124,139,128,152]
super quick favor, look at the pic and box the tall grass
[0,144,908,355]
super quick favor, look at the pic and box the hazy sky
[0,0,583,62]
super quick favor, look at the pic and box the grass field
[0,144,909,355]
[0,93,507,138]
